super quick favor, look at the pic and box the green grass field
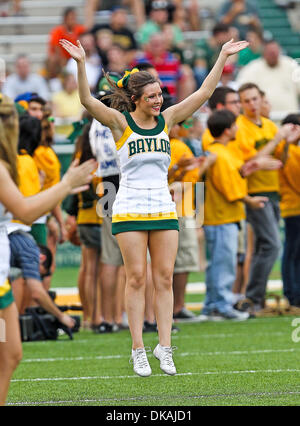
[7,260,297,407]
[7,316,300,406]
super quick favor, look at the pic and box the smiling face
[134,82,163,117]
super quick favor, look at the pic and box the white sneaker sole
[153,349,176,376]
[133,368,152,377]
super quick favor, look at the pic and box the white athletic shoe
[153,344,177,376]
[130,347,152,377]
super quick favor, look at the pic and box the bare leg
[11,277,25,313]
[149,230,178,347]
[100,263,118,324]
[114,266,126,325]
[173,272,189,315]
[0,302,23,406]
[20,282,32,314]
[144,263,155,324]
[78,246,89,325]
[83,246,101,326]
[232,261,243,293]
[94,259,102,325]
[116,231,148,349]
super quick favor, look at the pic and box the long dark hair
[18,115,41,156]
[73,119,95,164]
[103,70,158,112]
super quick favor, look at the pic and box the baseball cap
[222,63,235,75]
[151,1,169,10]
[14,92,46,105]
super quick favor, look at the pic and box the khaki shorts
[174,217,200,274]
[101,216,124,266]
[237,219,246,255]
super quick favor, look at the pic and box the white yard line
[11,368,300,384]
[21,348,298,364]
[7,391,300,405]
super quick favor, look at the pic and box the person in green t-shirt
[238,27,263,67]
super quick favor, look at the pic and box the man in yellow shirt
[236,83,296,311]
[202,86,242,151]
[275,114,300,308]
[203,110,268,320]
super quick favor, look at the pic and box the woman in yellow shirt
[33,108,67,288]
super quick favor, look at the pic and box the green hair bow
[117,68,139,89]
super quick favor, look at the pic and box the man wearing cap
[15,92,47,121]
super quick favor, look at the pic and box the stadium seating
[257,0,300,58]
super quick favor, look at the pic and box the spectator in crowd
[2,55,50,101]
[94,28,114,70]
[237,26,264,67]
[172,0,201,32]
[168,121,215,321]
[202,109,268,320]
[33,107,68,289]
[106,43,129,75]
[202,86,242,150]
[275,114,300,309]
[182,115,205,158]
[181,115,208,273]
[201,87,249,302]
[66,32,102,93]
[15,92,46,121]
[92,7,138,66]
[48,7,86,72]
[237,40,300,112]
[84,0,145,29]
[137,0,184,47]
[202,86,284,305]
[73,121,103,330]
[193,23,231,88]
[134,32,194,101]
[236,83,297,312]
[218,0,261,39]
[52,73,83,136]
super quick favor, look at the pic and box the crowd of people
[1,0,300,401]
